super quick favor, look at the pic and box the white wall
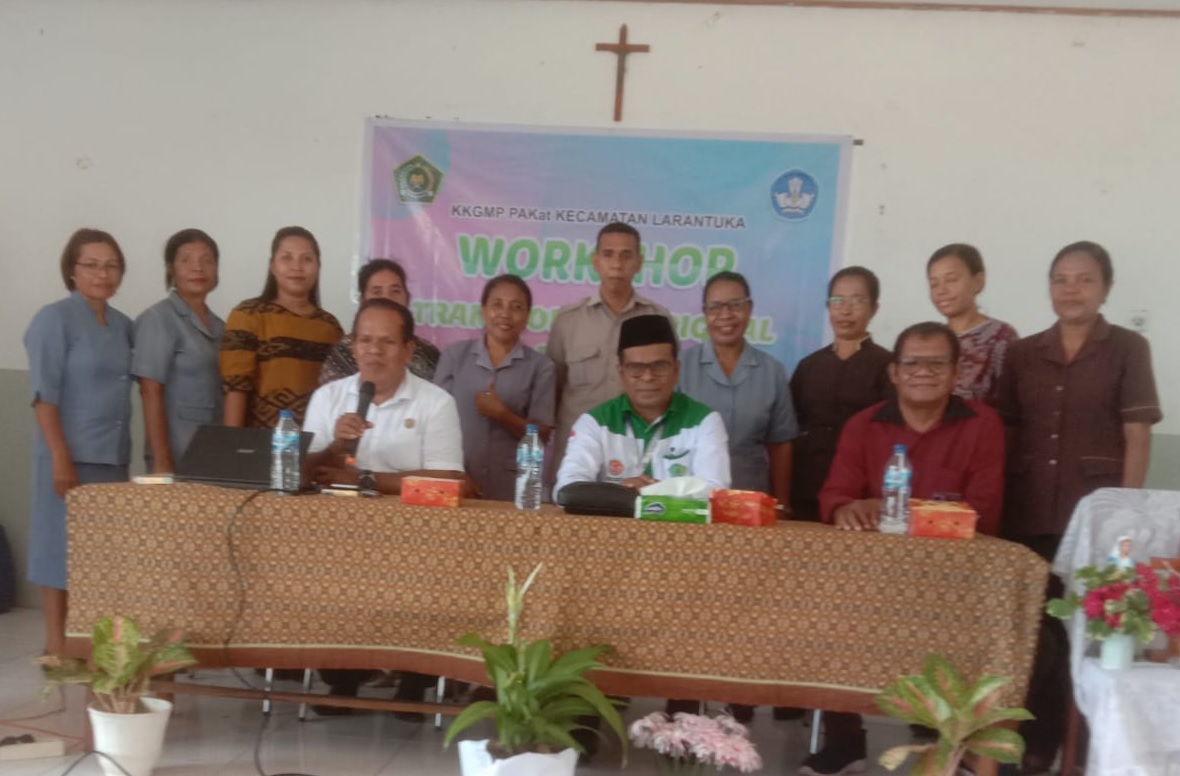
[3,0,1179,430]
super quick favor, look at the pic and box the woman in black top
[789,267,892,521]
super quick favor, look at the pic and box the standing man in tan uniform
[546,222,672,474]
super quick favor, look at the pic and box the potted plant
[444,564,627,775]
[874,654,1031,776]
[1047,562,1180,669]
[629,710,762,773]
[37,615,197,776]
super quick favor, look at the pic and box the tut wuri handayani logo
[770,169,818,220]
[393,155,443,204]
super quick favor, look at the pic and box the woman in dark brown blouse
[789,267,892,521]
[998,240,1162,553]
[996,240,1161,774]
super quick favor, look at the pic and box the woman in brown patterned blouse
[925,241,1019,405]
[220,226,343,428]
[926,243,1018,405]
[318,258,439,385]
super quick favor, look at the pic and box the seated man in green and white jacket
[555,314,731,497]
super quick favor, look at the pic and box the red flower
[1153,602,1180,636]
[1083,591,1105,619]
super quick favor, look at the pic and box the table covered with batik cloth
[66,483,1047,712]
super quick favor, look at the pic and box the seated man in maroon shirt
[800,321,1004,776]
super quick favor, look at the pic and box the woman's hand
[475,380,509,421]
[51,454,79,499]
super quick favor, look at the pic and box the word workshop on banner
[359,119,853,369]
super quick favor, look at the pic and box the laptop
[175,425,314,490]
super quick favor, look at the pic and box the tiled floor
[1,607,912,775]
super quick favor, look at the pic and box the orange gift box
[909,499,977,540]
[401,476,462,508]
[711,489,778,527]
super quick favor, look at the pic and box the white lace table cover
[1075,658,1180,776]
[1053,488,1180,776]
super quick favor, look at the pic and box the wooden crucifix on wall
[595,24,650,122]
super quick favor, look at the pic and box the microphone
[345,380,376,459]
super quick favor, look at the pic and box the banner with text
[361,120,852,371]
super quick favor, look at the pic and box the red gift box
[401,476,462,508]
[711,489,778,527]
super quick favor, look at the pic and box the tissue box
[909,500,977,540]
[401,476,462,508]
[711,489,778,526]
[634,495,711,524]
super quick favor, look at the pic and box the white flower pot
[458,739,578,776]
[88,697,172,776]
[1100,633,1136,670]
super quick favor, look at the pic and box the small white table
[1074,657,1180,776]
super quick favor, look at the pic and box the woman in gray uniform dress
[24,228,133,654]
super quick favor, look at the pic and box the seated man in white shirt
[304,297,464,494]
[303,297,463,717]
[555,314,731,498]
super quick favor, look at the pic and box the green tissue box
[634,495,711,524]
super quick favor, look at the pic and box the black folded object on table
[555,482,637,517]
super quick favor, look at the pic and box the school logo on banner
[394,155,443,204]
[770,170,818,220]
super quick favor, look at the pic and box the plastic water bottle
[514,424,543,511]
[879,444,911,534]
[271,410,301,495]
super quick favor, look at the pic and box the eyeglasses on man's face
[703,297,751,316]
[621,360,675,379]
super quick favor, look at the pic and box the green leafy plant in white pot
[444,564,627,775]
[37,615,197,776]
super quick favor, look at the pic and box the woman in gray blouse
[434,275,555,500]
[132,229,225,472]
[679,271,798,504]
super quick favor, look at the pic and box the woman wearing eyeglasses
[788,267,892,522]
[926,243,1017,404]
[23,229,134,655]
[434,274,555,501]
[679,271,797,507]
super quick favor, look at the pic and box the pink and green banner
[360,119,852,370]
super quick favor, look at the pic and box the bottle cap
[893,444,906,454]
[279,409,293,419]
[525,423,538,434]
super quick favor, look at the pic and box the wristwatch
[358,469,377,493]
